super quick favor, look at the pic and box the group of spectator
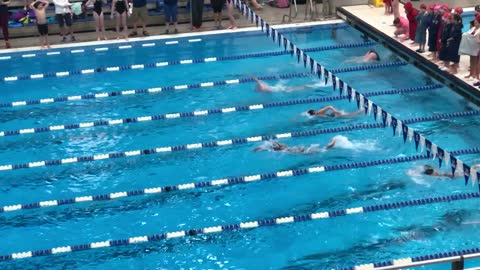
[0,0,237,48]
[386,1,480,80]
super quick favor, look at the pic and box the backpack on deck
[267,0,289,8]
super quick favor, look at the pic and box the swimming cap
[427,4,434,11]
[441,4,450,12]
[442,12,452,20]
[420,4,426,10]
[454,7,463,15]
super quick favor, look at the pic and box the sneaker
[61,36,67,42]
[191,26,197,30]
[474,81,480,86]
[199,25,205,29]
[142,30,150,36]
[71,36,76,42]
[129,31,138,37]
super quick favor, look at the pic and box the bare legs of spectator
[115,12,128,40]
[465,55,478,80]
[213,11,221,29]
[250,0,262,9]
[227,0,236,29]
[131,8,148,36]
[0,13,9,48]
[39,33,50,49]
[93,12,107,40]
[449,62,458,74]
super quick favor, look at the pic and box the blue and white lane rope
[232,0,479,187]
[0,24,350,61]
[0,110,478,172]
[2,42,383,82]
[0,38,205,61]
[341,245,480,270]
[2,188,480,262]
[2,147,479,214]
[0,85,446,138]
[0,62,405,110]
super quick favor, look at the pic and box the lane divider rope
[232,0,480,187]
[1,43,394,82]
[0,39,205,61]
[340,244,480,270]
[0,23,350,61]
[3,147,479,214]
[1,183,479,261]
[0,62,405,109]
[0,110,477,172]
[0,84,443,138]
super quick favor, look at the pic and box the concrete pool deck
[0,4,337,53]
[338,4,480,102]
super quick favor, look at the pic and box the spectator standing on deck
[164,0,178,33]
[191,0,204,29]
[427,5,442,62]
[446,13,462,74]
[129,0,150,36]
[459,16,480,81]
[391,0,399,19]
[322,0,335,19]
[438,12,452,69]
[211,0,224,29]
[53,0,76,42]
[404,2,418,45]
[383,0,392,15]
[414,4,428,53]
[30,0,50,48]
[0,0,10,48]
[86,0,107,40]
[111,0,129,39]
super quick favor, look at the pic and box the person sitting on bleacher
[53,0,76,42]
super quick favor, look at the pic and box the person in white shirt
[53,0,76,42]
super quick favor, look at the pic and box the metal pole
[452,257,464,270]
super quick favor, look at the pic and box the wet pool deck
[340,4,480,99]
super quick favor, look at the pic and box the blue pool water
[1,23,480,269]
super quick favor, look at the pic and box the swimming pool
[1,13,480,270]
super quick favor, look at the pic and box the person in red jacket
[404,2,418,44]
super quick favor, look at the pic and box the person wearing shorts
[164,0,178,34]
[129,0,149,36]
[53,0,76,42]
[211,0,224,29]
[31,0,50,48]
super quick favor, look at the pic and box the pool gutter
[336,7,480,106]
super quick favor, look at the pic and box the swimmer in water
[253,139,336,153]
[415,164,480,178]
[252,141,335,153]
[344,49,381,63]
[251,76,315,92]
[307,105,364,118]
